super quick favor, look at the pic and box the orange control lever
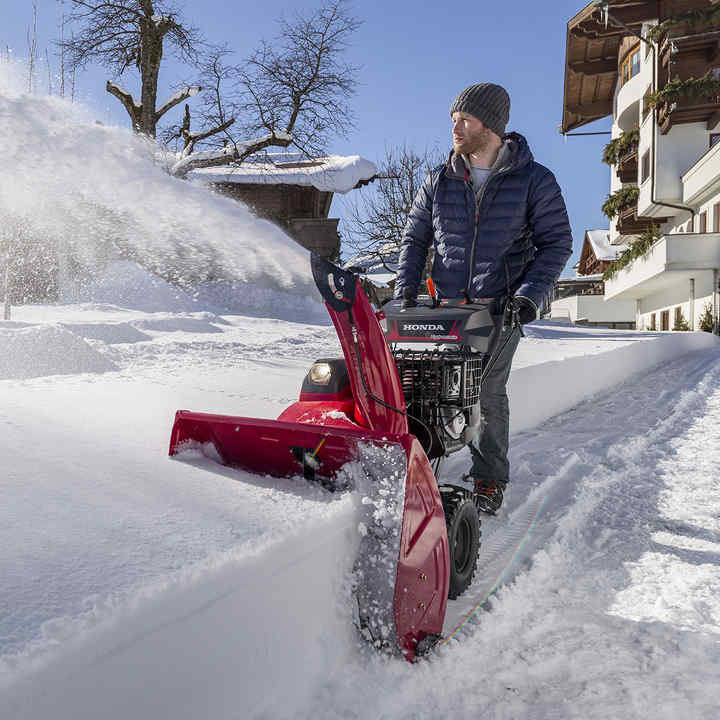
[426,277,438,306]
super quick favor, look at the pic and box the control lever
[426,277,439,308]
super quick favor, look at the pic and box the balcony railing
[657,95,720,135]
[616,204,668,236]
[654,29,720,134]
[616,147,638,183]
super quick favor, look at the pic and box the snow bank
[3,500,360,720]
[59,322,151,344]
[509,327,720,433]
[0,325,116,379]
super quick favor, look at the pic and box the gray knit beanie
[450,83,510,138]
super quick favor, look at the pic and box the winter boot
[473,478,505,515]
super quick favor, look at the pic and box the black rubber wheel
[440,486,481,600]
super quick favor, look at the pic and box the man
[394,82,572,514]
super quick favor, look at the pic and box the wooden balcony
[656,28,720,134]
[616,147,638,183]
[657,96,720,134]
[659,29,720,70]
[616,204,668,237]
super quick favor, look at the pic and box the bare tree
[342,145,444,268]
[26,1,39,93]
[170,0,361,177]
[58,9,66,98]
[60,0,203,137]
[160,46,239,155]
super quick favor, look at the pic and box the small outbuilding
[187,153,378,260]
[577,229,626,276]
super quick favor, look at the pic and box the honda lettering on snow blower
[168,254,509,661]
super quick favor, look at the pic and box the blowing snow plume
[0,60,322,318]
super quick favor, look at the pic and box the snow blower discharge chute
[169,254,506,661]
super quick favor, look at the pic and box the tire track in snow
[443,348,720,641]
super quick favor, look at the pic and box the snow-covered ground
[2,295,719,719]
[2,60,720,719]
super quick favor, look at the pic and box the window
[700,211,707,233]
[674,306,683,328]
[714,203,720,232]
[621,45,641,85]
[686,221,693,233]
[650,313,657,331]
[641,150,650,183]
[661,310,670,331]
[710,134,720,148]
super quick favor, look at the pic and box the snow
[2,299,719,719]
[586,228,627,260]
[188,153,378,194]
[3,59,720,720]
[0,64,323,310]
[0,324,117,379]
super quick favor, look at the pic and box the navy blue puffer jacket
[394,133,572,310]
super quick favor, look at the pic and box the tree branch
[170,131,292,177]
[106,80,141,129]
[155,84,201,122]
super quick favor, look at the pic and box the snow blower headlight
[309,362,333,385]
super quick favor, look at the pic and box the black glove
[513,296,538,325]
[401,286,417,309]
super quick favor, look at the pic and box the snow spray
[0,59,321,315]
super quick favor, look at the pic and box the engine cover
[381,298,498,353]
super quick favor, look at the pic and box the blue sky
[3,0,611,274]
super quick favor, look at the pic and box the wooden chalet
[577,229,626,275]
[562,1,720,135]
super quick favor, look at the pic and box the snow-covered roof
[586,229,627,261]
[561,273,604,282]
[187,153,378,195]
[365,272,396,287]
[344,243,400,273]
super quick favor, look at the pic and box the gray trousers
[468,324,520,485]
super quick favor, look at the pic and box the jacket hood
[445,131,534,180]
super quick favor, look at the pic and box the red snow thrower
[169,254,503,661]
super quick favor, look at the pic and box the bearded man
[394,82,572,514]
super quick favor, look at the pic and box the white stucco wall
[636,270,716,330]
[656,124,708,204]
[550,295,635,324]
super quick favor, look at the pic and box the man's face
[451,112,495,155]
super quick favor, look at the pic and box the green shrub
[647,71,720,109]
[698,301,714,332]
[601,186,640,220]
[647,7,720,44]
[603,225,662,281]
[673,310,691,331]
[602,127,639,166]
